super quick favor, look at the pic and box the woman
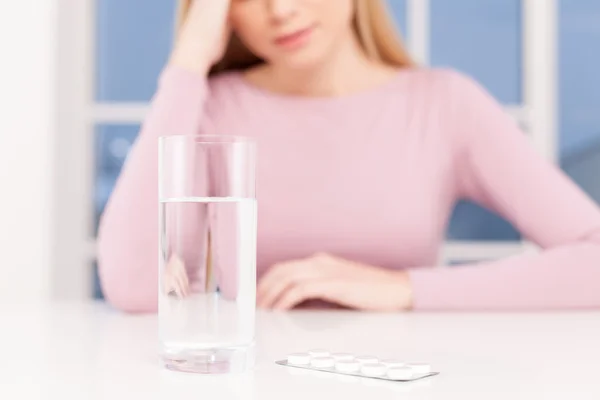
[98,0,600,312]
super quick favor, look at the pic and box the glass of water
[158,135,257,374]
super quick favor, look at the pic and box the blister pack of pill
[276,349,439,382]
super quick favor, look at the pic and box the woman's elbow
[100,273,158,314]
[97,234,158,313]
[584,229,600,246]
[565,232,600,309]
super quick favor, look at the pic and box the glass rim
[158,134,256,145]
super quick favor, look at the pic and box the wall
[0,1,57,302]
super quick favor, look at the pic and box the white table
[2,302,599,399]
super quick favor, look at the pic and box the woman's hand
[162,255,190,298]
[257,253,413,311]
[169,0,232,74]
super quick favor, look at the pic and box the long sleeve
[97,66,211,312]
[408,71,600,311]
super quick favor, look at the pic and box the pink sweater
[97,65,600,312]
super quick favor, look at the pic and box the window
[559,0,600,201]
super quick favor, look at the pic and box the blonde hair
[175,0,414,76]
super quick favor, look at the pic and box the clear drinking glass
[158,135,257,374]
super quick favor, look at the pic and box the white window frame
[56,0,558,299]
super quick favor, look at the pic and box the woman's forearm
[97,67,209,312]
[408,232,600,311]
[96,0,231,312]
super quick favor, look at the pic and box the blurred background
[2,0,599,302]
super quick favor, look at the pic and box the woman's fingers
[176,264,191,297]
[163,277,173,295]
[272,281,329,310]
[163,255,190,298]
[257,260,321,308]
[257,271,296,308]
[173,278,184,298]
[257,262,293,299]
[173,273,187,298]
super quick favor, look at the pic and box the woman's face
[230,0,356,69]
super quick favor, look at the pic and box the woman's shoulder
[201,70,256,114]
[157,65,246,100]
[206,70,246,95]
[399,67,483,95]
[400,67,498,120]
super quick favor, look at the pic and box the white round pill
[331,353,354,361]
[335,360,361,373]
[311,356,335,368]
[387,366,414,380]
[287,353,311,365]
[381,359,406,368]
[355,355,379,364]
[308,349,330,358]
[361,362,387,377]
[408,363,431,374]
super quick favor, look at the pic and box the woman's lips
[274,26,315,50]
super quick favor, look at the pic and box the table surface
[2,302,599,399]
